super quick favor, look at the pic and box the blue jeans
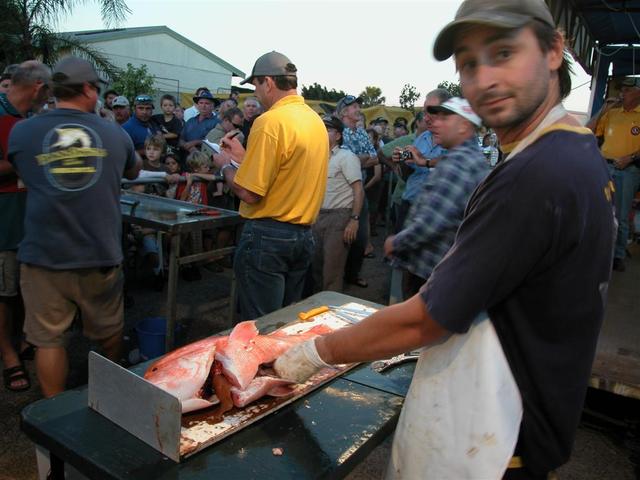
[234,219,315,320]
[610,165,640,259]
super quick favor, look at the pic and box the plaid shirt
[391,137,489,279]
[342,126,377,157]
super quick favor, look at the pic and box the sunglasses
[232,122,243,130]
[135,95,153,104]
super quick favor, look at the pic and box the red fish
[215,321,333,390]
[230,376,295,408]
[144,336,225,413]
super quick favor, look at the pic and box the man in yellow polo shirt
[594,77,640,271]
[213,51,329,320]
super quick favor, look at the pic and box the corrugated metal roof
[61,26,245,78]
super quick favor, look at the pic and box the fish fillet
[230,376,295,408]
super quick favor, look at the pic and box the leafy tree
[301,82,346,102]
[0,0,130,77]
[437,80,463,98]
[399,83,421,111]
[358,86,385,107]
[110,63,156,104]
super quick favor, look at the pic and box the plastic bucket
[135,317,178,360]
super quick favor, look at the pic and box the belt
[248,217,310,230]
[508,456,523,469]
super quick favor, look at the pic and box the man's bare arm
[123,153,142,180]
[316,294,449,364]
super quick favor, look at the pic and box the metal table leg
[166,234,181,351]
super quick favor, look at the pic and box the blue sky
[58,0,593,112]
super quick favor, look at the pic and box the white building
[63,26,245,99]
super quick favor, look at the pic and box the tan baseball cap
[240,51,297,85]
[433,0,555,61]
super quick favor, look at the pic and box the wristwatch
[219,163,237,177]
[350,214,360,221]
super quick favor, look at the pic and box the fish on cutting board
[143,320,335,414]
[144,336,225,413]
[215,321,334,390]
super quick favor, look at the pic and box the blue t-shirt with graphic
[9,108,136,269]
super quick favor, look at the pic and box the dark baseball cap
[372,116,388,124]
[52,56,107,86]
[240,51,297,85]
[322,115,344,133]
[433,0,555,61]
[335,95,363,115]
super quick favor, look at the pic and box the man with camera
[385,97,488,299]
[392,89,450,231]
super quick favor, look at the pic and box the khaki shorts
[21,263,124,348]
[0,250,19,297]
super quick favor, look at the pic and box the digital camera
[401,150,413,161]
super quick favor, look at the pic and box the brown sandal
[3,364,31,392]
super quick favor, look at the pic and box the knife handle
[298,306,329,320]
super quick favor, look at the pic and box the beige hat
[433,0,555,61]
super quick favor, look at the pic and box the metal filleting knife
[371,351,421,373]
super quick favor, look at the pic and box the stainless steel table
[120,191,244,350]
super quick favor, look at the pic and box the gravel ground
[0,231,638,479]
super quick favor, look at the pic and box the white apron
[385,317,522,480]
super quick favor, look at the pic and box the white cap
[427,97,482,127]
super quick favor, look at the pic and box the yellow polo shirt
[596,105,640,159]
[234,95,329,225]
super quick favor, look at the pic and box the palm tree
[0,0,130,77]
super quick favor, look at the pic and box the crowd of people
[2,0,640,475]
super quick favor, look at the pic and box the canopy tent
[547,0,640,114]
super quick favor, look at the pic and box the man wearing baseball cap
[385,97,488,299]
[274,1,615,478]
[8,56,141,398]
[111,95,130,125]
[592,76,640,272]
[212,51,328,320]
[122,93,160,156]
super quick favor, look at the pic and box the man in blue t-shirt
[122,93,160,157]
[9,57,141,398]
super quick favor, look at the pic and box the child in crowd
[129,134,168,289]
[152,94,183,155]
[176,151,212,280]
[164,154,182,199]
[178,151,211,204]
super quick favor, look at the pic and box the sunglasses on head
[135,95,153,103]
